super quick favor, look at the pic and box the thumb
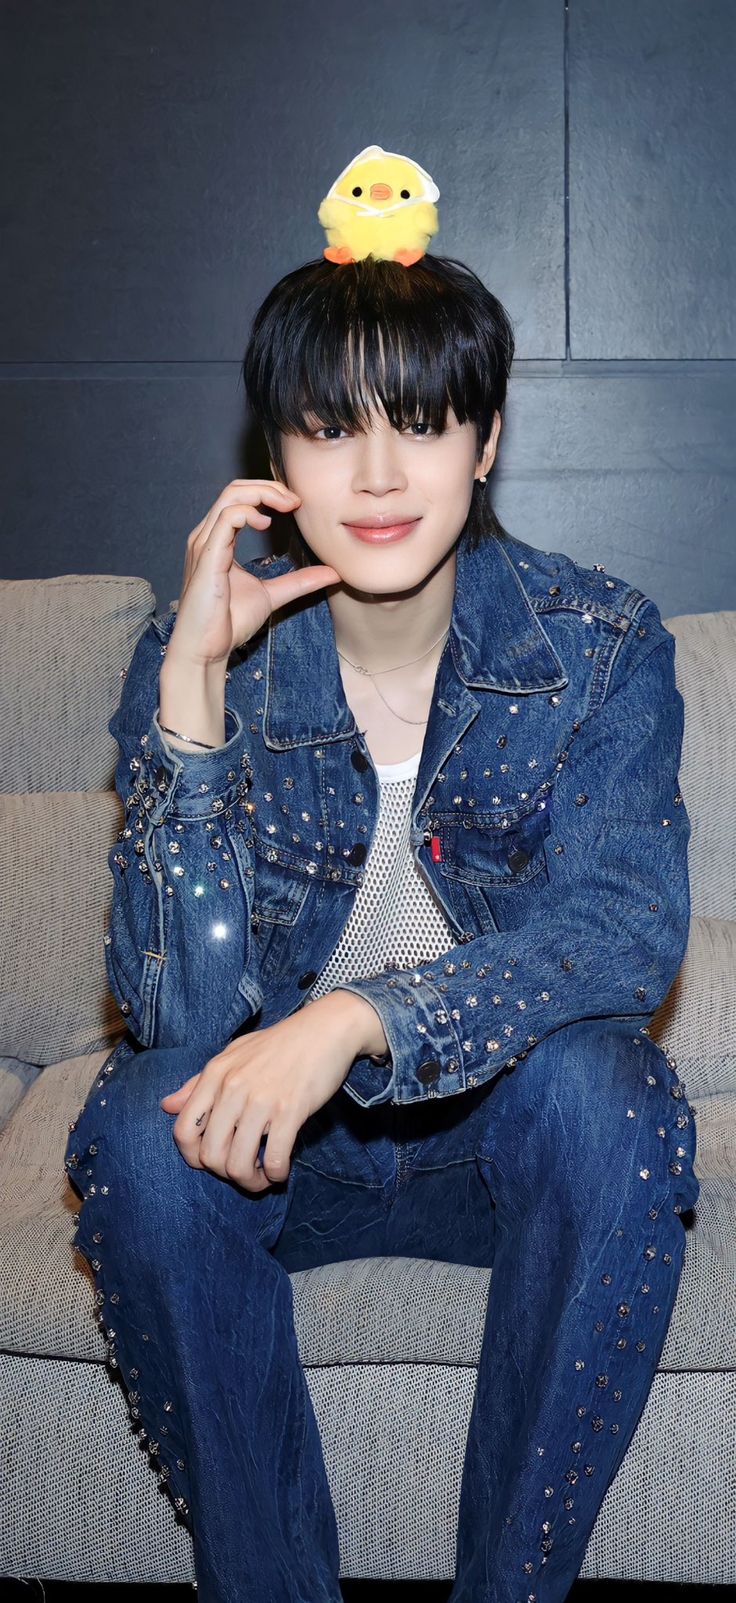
[261,565,341,615]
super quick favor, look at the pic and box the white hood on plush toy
[324,144,440,217]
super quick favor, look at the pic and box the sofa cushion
[0,574,156,795]
[0,792,126,1064]
[0,1046,733,1376]
[0,1056,43,1134]
[666,610,736,922]
[650,912,736,1097]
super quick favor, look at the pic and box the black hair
[241,253,515,565]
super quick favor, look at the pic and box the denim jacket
[105,529,690,1109]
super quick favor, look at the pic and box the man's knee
[500,1018,679,1180]
[515,1017,669,1105]
[68,1044,208,1233]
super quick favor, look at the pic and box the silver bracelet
[158,720,216,751]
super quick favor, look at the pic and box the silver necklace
[336,623,451,725]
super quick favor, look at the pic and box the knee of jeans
[510,1017,624,1105]
[506,1018,686,1196]
[67,1044,207,1236]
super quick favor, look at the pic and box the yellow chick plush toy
[317,144,440,265]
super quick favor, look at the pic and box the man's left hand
[159,991,386,1192]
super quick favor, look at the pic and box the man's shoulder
[500,531,652,627]
[499,532,677,703]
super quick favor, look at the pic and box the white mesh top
[309,748,457,1003]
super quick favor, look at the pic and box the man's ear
[481,410,502,475]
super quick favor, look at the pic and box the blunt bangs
[241,253,516,558]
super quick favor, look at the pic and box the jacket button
[297,970,318,989]
[348,843,367,866]
[507,846,529,872]
[351,750,370,772]
[417,1058,441,1085]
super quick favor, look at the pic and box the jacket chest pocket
[438,804,552,886]
[248,848,314,986]
[435,805,553,936]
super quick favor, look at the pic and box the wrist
[160,652,228,693]
[159,657,228,749]
[326,989,389,1059]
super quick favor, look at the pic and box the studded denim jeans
[65,1014,699,1603]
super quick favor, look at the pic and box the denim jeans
[65,1016,699,1603]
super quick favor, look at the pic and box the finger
[193,480,298,538]
[188,500,284,574]
[228,479,300,500]
[255,566,342,616]
[259,1120,300,1185]
[204,487,302,546]
[171,1083,221,1167]
[227,1115,297,1190]
[170,1136,205,1171]
[192,484,301,555]
[161,1094,193,1113]
[161,1086,190,1109]
[192,1083,250,1176]
[160,1072,201,1108]
[214,1110,274,1192]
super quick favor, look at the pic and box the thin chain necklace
[336,623,451,725]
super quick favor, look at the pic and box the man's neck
[326,543,457,674]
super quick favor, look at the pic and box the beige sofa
[0,572,734,1587]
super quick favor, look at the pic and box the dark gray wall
[2,0,734,620]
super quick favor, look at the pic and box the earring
[479,474,487,483]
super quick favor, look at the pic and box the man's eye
[312,422,435,441]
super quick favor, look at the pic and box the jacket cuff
[334,972,464,1106]
[138,704,251,820]
[341,1050,396,1108]
[328,981,396,1106]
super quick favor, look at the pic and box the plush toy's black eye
[400,189,411,199]
[352,186,362,197]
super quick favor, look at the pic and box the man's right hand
[168,478,341,670]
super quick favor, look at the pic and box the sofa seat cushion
[0,1045,733,1374]
[0,1056,43,1134]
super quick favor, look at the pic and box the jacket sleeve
[336,617,691,1108]
[105,611,263,1056]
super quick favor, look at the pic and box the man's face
[276,403,500,592]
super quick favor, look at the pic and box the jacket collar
[263,532,569,750]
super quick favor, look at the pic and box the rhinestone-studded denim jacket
[105,529,690,1109]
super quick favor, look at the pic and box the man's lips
[342,517,421,543]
